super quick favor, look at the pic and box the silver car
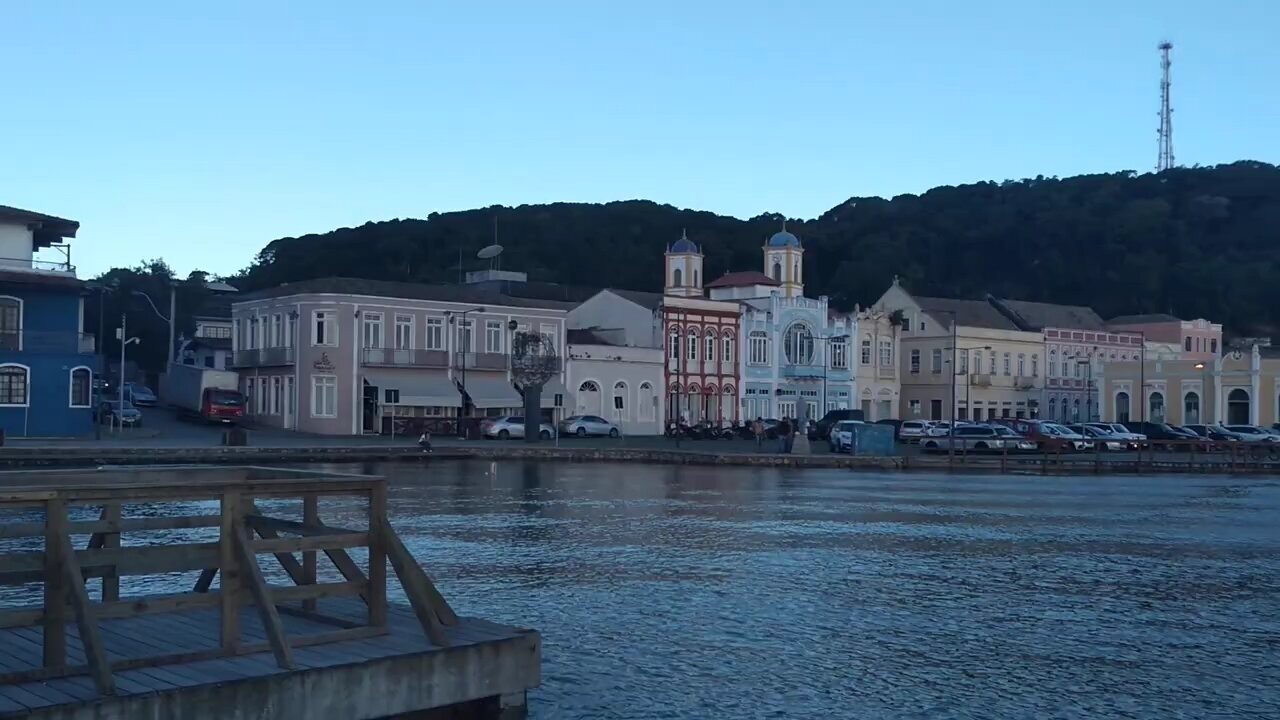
[898,420,931,442]
[559,415,621,438]
[829,420,865,453]
[483,416,555,440]
[920,424,1032,453]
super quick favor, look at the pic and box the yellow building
[1096,345,1280,426]
[874,280,1044,421]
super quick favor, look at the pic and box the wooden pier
[0,466,539,719]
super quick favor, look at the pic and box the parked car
[812,409,864,440]
[828,420,865,453]
[1084,422,1147,444]
[1121,421,1200,444]
[122,382,157,407]
[1183,424,1246,445]
[95,400,143,427]
[1222,425,1280,442]
[560,415,621,438]
[1067,424,1130,451]
[920,424,1034,453]
[994,419,1092,450]
[483,416,555,440]
[923,421,965,437]
[897,420,932,442]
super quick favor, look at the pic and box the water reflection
[2,461,1277,719]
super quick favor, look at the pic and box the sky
[3,0,1277,278]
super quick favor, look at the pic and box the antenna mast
[1157,41,1175,172]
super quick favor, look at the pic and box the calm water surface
[373,461,1279,719]
[4,462,1278,719]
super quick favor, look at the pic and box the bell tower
[763,221,803,298]
[664,229,704,297]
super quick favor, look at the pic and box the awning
[538,378,572,409]
[462,375,522,409]
[364,371,460,407]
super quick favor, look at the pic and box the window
[361,312,384,349]
[271,314,283,347]
[1148,391,1166,423]
[638,382,655,421]
[311,375,338,418]
[249,316,260,349]
[426,317,444,350]
[900,314,911,332]
[395,314,414,350]
[1075,361,1084,378]
[783,324,814,365]
[670,330,680,360]
[486,320,503,353]
[908,399,921,417]
[1062,357,1070,377]
[1210,338,1218,353]
[0,365,28,406]
[771,262,782,281]
[1116,391,1131,422]
[284,313,296,347]
[69,367,92,407]
[860,337,872,365]
[540,323,558,352]
[1017,354,1025,376]
[879,340,893,367]
[257,378,268,415]
[972,351,982,375]
[958,351,968,374]
[313,311,336,346]
[232,319,241,351]
[831,340,848,369]
[1049,349,1057,377]
[271,376,283,415]
[919,320,926,332]
[1184,337,1192,352]
[687,331,698,361]
[385,388,400,404]
[1002,352,1011,376]
[1184,391,1200,424]
[909,349,921,374]
[1071,399,1080,422]
[1031,354,1038,376]
[723,336,734,364]
[748,331,769,365]
[613,381,627,420]
[0,296,21,350]
[456,319,474,353]
[989,351,996,376]
[1048,397,1057,421]
[1195,337,1201,352]
[931,348,943,374]
[673,267,683,287]
[705,334,715,364]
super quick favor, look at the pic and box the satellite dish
[477,244,504,260]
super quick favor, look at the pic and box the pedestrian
[752,416,764,450]
[778,417,792,454]
[417,430,432,453]
[784,417,796,454]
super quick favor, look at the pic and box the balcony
[0,330,94,354]
[0,257,75,275]
[781,365,825,379]
[1014,375,1038,390]
[970,373,993,387]
[455,352,510,371]
[362,347,449,368]
[232,346,296,368]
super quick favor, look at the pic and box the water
[4,462,1278,718]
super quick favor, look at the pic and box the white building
[564,328,664,435]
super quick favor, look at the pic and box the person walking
[417,430,432,453]
[778,417,792,454]
[752,417,765,450]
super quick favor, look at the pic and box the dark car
[812,409,865,440]
[1122,421,1200,446]
[1183,424,1243,445]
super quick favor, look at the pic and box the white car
[1086,422,1146,442]
[898,420,931,442]
[483,416,555,440]
[559,415,621,438]
[829,420,865,453]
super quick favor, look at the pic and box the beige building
[851,308,900,421]
[1096,345,1280,427]
[875,280,1044,421]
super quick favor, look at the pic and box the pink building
[1106,314,1223,362]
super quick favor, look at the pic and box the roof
[706,271,780,289]
[0,205,79,248]
[668,230,699,254]
[914,296,1020,331]
[1107,313,1183,325]
[988,296,1106,331]
[236,277,576,310]
[604,288,665,310]
[567,328,619,346]
[195,296,233,319]
[766,230,801,248]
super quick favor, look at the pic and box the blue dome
[767,230,801,248]
[669,230,699,253]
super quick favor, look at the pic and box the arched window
[578,380,602,416]
[1017,353,1026,376]
[612,381,628,421]
[638,382,654,421]
[0,364,29,406]
[771,262,782,281]
[1149,391,1165,423]
[723,335,734,364]
[1184,391,1200,424]
[1048,349,1057,377]
[783,323,814,365]
[693,269,699,287]
[1048,397,1057,420]
[578,380,599,393]
[1116,391,1131,422]
[687,331,698,361]
[668,328,680,360]
[0,296,21,350]
[69,366,92,408]
[1031,354,1039,376]
[705,330,716,364]
[1228,388,1251,425]
[1184,337,1193,352]
[792,262,798,281]
[672,267,683,287]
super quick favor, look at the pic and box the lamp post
[116,314,140,433]
[1194,360,1209,424]
[445,307,485,438]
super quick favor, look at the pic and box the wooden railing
[0,465,457,695]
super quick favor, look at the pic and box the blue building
[0,206,94,438]
[706,228,855,422]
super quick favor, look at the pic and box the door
[362,382,379,433]
[861,399,873,420]
[284,376,295,429]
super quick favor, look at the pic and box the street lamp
[1194,361,1211,424]
[445,307,486,437]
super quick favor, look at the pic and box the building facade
[178,300,233,370]
[1107,314,1223,362]
[231,278,571,436]
[875,280,1044,421]
[0,206,94,437]
[564,329,664,435]
[1096,345,1280,427]
[851,308,900,421]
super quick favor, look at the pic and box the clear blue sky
[4,0,1276,278]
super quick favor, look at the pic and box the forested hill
[235,161,1280,335]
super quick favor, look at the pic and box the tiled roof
[988,296,1106,331]
[706,271,779,289]
[1107,313,1183,325]
[914,296,1020,331]
[236,277,576,310]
